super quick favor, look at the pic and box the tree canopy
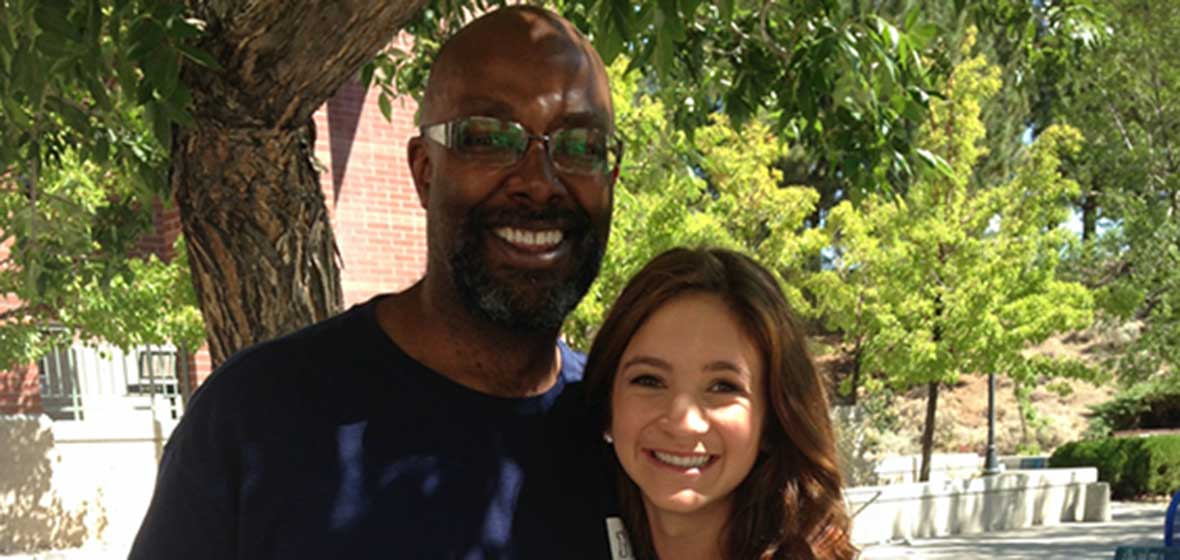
[1,0,1173,445]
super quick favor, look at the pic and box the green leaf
[56,98,90,133]
[904,5,921,31]
[86,75,112,112]
[12,46,45,108]
[360,61,376,88]
[157,91,194,127]
[85,0,101,46]
[135,76,153,104]
[908,23,939,48]
[916,148,954,178]
[1,95,30,130]
[34,1,83,43]
[94,134,110,164]
[34,32,78,58]
[876,17,901,51]
[718,0,735,21]
[146,100,172,150]
[145,46,180,98]
[128,17,165,61]
[594,0,629,64]
[177,43,222,70]
[166,17,203,40]
[378,92,392,122]
[115,56,138,98]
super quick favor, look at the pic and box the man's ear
[407,137,432,210]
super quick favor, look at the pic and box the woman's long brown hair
[583,248,856,560]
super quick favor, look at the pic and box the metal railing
[37,342,192,424]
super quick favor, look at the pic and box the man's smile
[493,227,564,251]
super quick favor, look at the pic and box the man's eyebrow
[619,355,673,372]
[555,110,611,130]
[453,97,516,119]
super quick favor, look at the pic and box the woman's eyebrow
[620,355,672,371]
[703,360,749,377]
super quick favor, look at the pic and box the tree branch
[185,0,431,129]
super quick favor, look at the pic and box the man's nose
[506,139,568,206]
[662,394,710,435]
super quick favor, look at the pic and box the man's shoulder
[191,297,389,404]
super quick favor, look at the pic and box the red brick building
[0,80,427,415]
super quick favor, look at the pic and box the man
[130,7,620,559]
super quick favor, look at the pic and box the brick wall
[317,79,426,306]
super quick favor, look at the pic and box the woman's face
[609,293,766,520]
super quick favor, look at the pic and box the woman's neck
[645,500,731,560]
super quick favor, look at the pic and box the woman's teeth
[652,451,711,468]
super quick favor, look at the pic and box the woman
[583,247,855,559]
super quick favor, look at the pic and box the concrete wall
[874,453,984,485]
[846,467,1112,544]
[0,414,173,554]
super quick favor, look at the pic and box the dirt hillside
[815,330,1118,456]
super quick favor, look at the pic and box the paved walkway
[861,501,1168,559]
[1,502,1169,559]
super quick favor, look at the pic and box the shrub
[1087,377,1180,437]
[1050,434,1180,498]
[1138,436,1180,495]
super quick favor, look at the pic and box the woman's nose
[661,394,709,435]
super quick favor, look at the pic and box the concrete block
[847,467,1102,544]
[1084,482,1112,522]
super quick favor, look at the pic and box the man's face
[412,21,616,333]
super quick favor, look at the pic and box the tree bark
[175,0,429,366]
[919,381,939,482]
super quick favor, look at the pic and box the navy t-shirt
[129,296,612,559]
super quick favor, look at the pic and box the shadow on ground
[862,502,1166,560]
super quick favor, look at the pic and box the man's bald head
[418,6,613,128]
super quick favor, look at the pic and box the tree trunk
[1081,181,1099,243]
[847,345,863,406]
[919,381,939,482]
[175,0,429,366]
[175,121,341,366]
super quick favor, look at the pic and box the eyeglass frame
[419,116,624,177]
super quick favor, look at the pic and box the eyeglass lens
[453,116,616,174]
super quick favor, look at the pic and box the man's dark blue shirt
[129,297,609,559]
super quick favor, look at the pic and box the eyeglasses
[420,116,623,176]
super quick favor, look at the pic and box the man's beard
[448,206,605,333]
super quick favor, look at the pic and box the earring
[603,432,614,444]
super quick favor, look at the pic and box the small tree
[807,33,1095,480]
[564,60,825,349]
[0,149,203,370]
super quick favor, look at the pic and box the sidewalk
[0,501,1168,559]
[861,501,1167,559]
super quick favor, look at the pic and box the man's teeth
[494,227,563,247]
[653,451,710,468]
